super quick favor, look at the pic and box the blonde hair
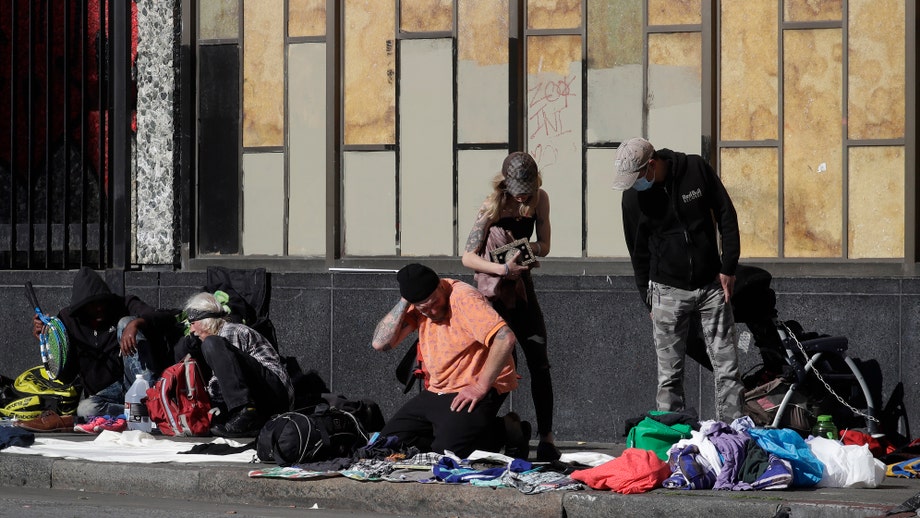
[480,172,543,222]
[184,292,227,336]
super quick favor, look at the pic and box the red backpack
[145,355,212,436]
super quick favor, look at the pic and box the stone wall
[0,269,913,443]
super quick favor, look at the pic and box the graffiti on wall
[527,73,577,173]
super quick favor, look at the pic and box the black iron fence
[1,0,132,270]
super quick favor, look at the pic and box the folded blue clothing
[432,456,532,484]
[887,457,920,478]
[678,446,716,490]
[663,444,716,490]
[0,427,34,449]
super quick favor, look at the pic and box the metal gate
[1,0,134,270]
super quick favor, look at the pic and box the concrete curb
[0,452,909,517]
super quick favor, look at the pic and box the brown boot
[16,411,75,432]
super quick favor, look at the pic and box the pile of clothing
[249,437,592,495]
[247,420,888,495]
[655,418,886,491]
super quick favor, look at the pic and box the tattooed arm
[371,298,417,351]
[450,324,517,412]
[460,205,526,277]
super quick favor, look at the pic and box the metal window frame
[182,0,919,278]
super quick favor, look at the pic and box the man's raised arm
[371,298,415,351]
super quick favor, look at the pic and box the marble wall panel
[400,0,453,32]
[527,35,583,258]
[586,0,642,143]
[270,283,332,383]
[343,151,396,255]
[344,0,396,146]
[457,0,508,144]
[899,294,920,434]
[399,39,454,256]
[135,0,177,265]
[784,0,841,22]
[527,0,582,29]
[242,152,284,255]
[586,148,627,257]
[288,43,327,256]
[721,148,779,258]
[720,0,778,141]
[539,288,661,440]
[848,146,904,259]
[456,150,508,253]
[648,32,701,155]
[783,29,842,258]
[199,0,238,40]
[330,280,407,417]
[648,0,700,26]
[243,0,284,147]
[1,272,918,441]
[289,0,326,37]
[848,0,905,140]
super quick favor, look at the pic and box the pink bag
[473,227,528,307]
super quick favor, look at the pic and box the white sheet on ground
[559,452,614,467]
[1,430,255,463]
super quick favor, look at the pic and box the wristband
[503,263,510,277]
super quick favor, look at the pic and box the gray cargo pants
[649,280,744,422]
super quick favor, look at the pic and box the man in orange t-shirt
[372,263,524,458]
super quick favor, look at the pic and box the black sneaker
[210,406,263,438]
[536,440,562,462]
[502,412,531,460]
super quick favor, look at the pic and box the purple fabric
[706,422,750,490]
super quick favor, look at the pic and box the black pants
[493,272,554,437]
[174,335,289,417]
[380,389,507,458]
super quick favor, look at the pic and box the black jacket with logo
[621,148,740,310]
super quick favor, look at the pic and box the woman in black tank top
[461,151,559,462]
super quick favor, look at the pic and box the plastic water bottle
[812,414,838,440]
[125,374,152,432]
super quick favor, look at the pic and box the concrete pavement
[0,437,917,518]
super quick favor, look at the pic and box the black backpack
[257,397,383,467]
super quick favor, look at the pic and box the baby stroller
[688,265,879,435]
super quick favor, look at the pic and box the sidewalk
[0,435,917,518]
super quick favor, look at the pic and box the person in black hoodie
[30,267,177,419]
[612,137,744,423]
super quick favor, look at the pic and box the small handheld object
[489,238,537,266]
[24,282,69,380]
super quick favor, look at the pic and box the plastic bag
[747,427,824,486]
[808,436,885,488]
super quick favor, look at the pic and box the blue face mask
[633,175,654,191]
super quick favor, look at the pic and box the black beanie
[397,263,440,303]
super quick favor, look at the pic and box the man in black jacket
[31,267,178,419]
[613,137,744,422]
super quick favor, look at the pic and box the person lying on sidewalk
[177,292,294,438]
[371,263,530,459]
